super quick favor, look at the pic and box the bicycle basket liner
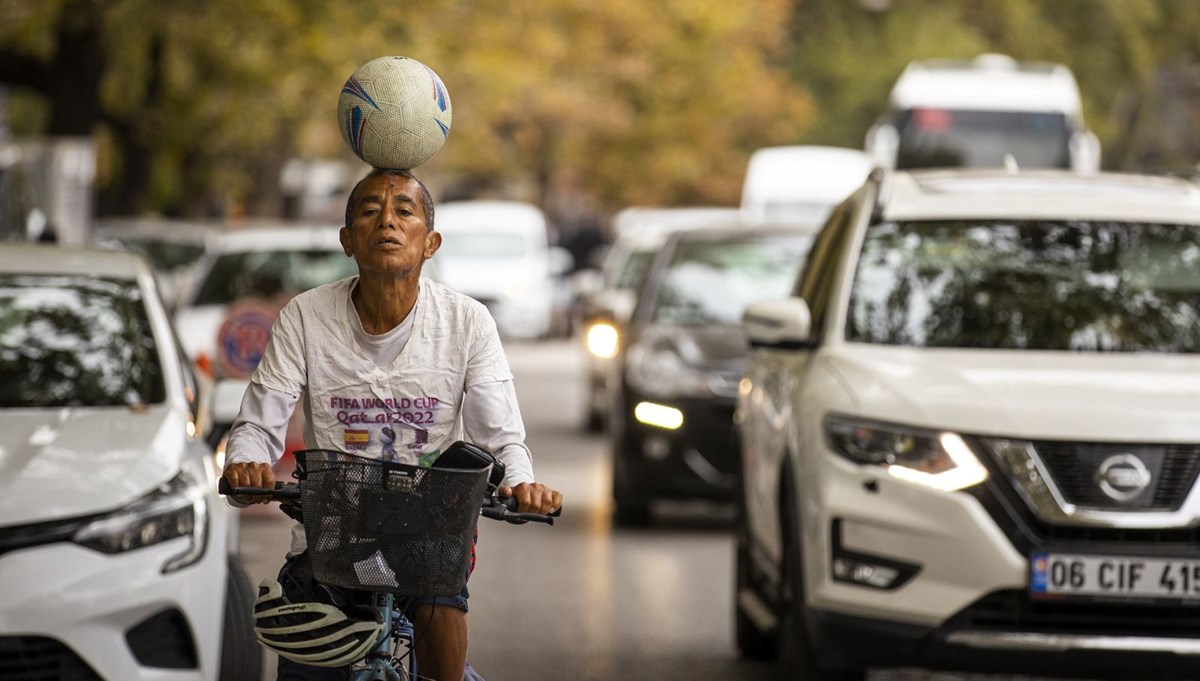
[295,449,489,597]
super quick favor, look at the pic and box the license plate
[1031,552,1200,602]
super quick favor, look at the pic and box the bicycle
[218,442,556,681]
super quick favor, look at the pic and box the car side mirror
[1069,130,1101,174]
[548,246,574,277]
[865,122,899,170]
[742,297,813,349]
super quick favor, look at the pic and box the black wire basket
[294,449,489,597]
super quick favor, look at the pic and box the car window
[613,250,656,290]
[0,274,166,407]
[793,200,857,339]
[191,250,358,306]
[894,108,1071,170]
[436,231,536,258]
[649,232,813,326]
[846,219,1200,352]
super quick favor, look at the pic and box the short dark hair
[345,168,435,231]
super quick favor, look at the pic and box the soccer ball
[337,56,453,170]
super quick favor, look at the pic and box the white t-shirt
[225,276,535,552]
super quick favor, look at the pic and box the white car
[740,146,873,227]
[865,53,1101,172]
[92,217,221,311]
[433,200,573,340]
[735,169,1200,680]
[173,224,360,434]
[0,244,259,681]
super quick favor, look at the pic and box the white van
[739,145,874,227]
[433,200,572,339]
[866,53,1101,172]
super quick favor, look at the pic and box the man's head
[340,168,441,278]
[345,168,435,231]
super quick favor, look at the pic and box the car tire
[584,407,605,433]
[219,557,262,681]
[610,395,652,527]
[779,482,864,681]
[735,492,776,660]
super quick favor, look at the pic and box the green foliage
[1,0,1199,218]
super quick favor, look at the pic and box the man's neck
[351,273,420,335]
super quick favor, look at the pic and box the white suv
[734,168,1200,680]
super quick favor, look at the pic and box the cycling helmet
[253,575,384,667]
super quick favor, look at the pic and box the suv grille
[1033,441,1200,511]
[950,589,1200,638]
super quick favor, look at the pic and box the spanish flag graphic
[344,429,370,447]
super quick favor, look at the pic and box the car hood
[437,257,545,297]
[0,405,186,526]
[826,345,1200,443]
[639,322,750,373]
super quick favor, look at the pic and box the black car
[609,223,817,525]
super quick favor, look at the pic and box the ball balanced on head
[337,56,453,170]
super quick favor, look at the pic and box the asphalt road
[235,338,1076,681]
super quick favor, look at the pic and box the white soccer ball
[337,56,453,170]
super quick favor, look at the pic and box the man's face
[341,174,440,276]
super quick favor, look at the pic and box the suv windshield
[895,108,1071,169]
[192,250,358,306]
[0,274,166,407]
[652,232,813,325]
[847,220,1200,352]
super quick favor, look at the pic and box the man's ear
[423,230,442,259]
[339,226,353,257]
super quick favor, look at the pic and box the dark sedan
[610,223,817,525]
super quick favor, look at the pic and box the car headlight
[585,321,620,359]
[73,467,209,574]
[824,415,987,491]
[625,342,712,398]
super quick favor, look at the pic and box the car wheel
[735,494,776,660]
[779,485,864,681]
[584,407,605,433]
[610,408,651,527]
[219,557,262,681]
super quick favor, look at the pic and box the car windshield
[895,108,1071,169]
[116,237,207,272]
[436,231,536,259]
[761,202,834,226]
[613,250,656,290]
[0,274,166,407]
[191,249,358,306]
[651,232,813,325]
[847,220,1200,352]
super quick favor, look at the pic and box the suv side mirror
[865,123,899,170]
[742,298,813,349]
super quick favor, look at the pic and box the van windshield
[846,220,1200,352]
[894,108,1071,169]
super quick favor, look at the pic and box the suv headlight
[73,467,209,574]
[625,342,712,398]
[824,415,987,491]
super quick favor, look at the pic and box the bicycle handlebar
[217,477,558,525]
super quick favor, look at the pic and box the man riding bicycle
[221,167,563,681]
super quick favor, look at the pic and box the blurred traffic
[5,2,1200,679]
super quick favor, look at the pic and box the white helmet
[252,578,385,667]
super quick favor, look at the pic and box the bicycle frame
[353,592,413,681]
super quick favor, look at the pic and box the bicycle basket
[294,449,489,597]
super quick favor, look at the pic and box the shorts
[274,533,475,681]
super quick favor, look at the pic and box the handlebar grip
[217,478,299,499]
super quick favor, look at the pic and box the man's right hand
[222,462,276,505]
